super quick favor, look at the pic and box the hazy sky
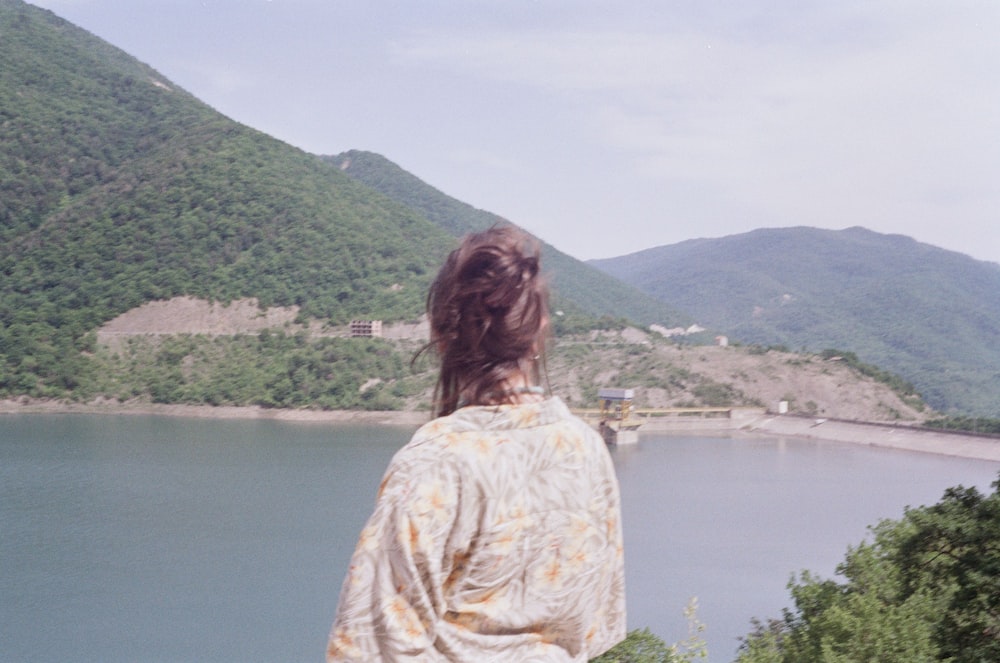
[28,1,1000,264]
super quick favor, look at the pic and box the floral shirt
[327,397,626,662]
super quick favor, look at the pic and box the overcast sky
[28,1,1000,264]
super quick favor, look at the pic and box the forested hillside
[324,150,692,331]
[0,1,468,397]
[591,227,1000,416]
[0,1,688,403]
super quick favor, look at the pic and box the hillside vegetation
[0,1,463,396]
[0,1,678,402]
[63,295,925,422]
[592,227,1000,417]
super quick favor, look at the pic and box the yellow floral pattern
[327,397,626,662]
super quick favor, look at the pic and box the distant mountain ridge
[590,226,1000,416]
[323,150,691,330]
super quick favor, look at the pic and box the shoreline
[744,413,1000,463]
[3,399,999,463]
[0,398,431,427]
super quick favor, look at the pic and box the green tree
[592,599,707,663]
[737,475,1000,662]
[592,629,676,663]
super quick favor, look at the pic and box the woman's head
[426,224,549,416]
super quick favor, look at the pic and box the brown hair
[423,224,549,417]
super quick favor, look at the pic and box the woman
[327,225,626,662]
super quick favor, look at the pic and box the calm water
[2,414,998,662]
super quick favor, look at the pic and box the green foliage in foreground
[591,629,678,662]
[591,598,708,662]
[737,475,1000,663]
[88,333,436,411]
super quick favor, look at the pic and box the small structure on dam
[597,387,642,446]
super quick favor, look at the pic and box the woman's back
[327,226,626,661]
[328,398,625,661]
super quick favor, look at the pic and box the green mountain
[0,1,462,396]
[590,226,1000,416]
[0,0,685,403]
[322,150,691,331]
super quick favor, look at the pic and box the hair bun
[424,224,550,416]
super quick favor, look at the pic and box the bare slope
[97,298,927,422]
[547,328,926,422]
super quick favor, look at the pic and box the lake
[2,413,998,662]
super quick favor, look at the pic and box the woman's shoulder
[389,412,478,467]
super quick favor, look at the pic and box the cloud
[393,28,717,93]
[386,3,1000,260]
[28,0,1000,263]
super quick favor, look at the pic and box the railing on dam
[574,406,748,420]
[572,406,769,442]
